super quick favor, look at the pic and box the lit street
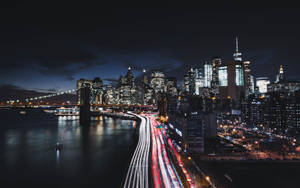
[3,4,300,188]
[123,114,151,188]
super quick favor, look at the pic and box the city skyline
[4,4,300,94]
[3,4,300,188]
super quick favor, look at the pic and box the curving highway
[124,113,183,188]
[123,113,151,188]
[149,114,182,188]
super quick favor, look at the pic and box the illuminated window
[235,65,244,86]
[218,66,228,86]
[204,63,212,88]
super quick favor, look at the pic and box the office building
[166,77,178,96]
[204,62,212,88]
[256,77,270,94]
[91,77,103,105]
[150,70,165,93]
[268,65,300,94]
[211,56,222,89]
[218,60,245,102]
[167,96,205,153]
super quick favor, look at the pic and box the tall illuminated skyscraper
[141,69,148,88]
[150,70,165,93]
[256,77,270,94]
[211,57,222,87]
[125,67,135,87]
[91,77,103,104]
[243,61,252,96]
[218,66,228,87]
[185,67,203,95]
[166,77,177,96]
[218,60,245,102]
[187,68,196,94]
[275,65,285,82]
[204,62,212,88]
[233,37,242,62]
[184,73,189,92]
[235,64,244,86]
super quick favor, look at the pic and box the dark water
[0,108,137,188]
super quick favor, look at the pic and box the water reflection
[56,150,60,164]
[0,109,137,187]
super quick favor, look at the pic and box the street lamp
[254,141,259,159]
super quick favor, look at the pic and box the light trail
[123,113,151,188]
[167,137,196,188]
[148,115,182,188]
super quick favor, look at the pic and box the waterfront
[0,108,137,187]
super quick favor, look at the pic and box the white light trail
[123,114,151,188]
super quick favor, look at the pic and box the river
[0,107,137,187]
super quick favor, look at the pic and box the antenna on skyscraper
[233,36,242,61]
[235,36,239,53]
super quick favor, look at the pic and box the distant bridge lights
[22,89,78,103]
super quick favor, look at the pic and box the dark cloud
[103,78,119,85]
[0,84,51,101]
[32,88,58,93]
[0,83,76,102]
[1,5,300,92]
[12,39,104,80]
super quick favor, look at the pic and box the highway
[123,113,151,188]
[148,114,182,188]
[124,113,184,188]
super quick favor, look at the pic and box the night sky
[3,3,300,94]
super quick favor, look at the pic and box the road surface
[123,113,151,188]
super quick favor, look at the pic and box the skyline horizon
[6,5,300,94]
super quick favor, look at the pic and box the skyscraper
[91,77,103,104]
[187,68,196,94]
[218,60,245,103]
[256,77,270,94]
[104,84,116,104]
[184,74,189,92]
[204,62,212,88]
[268,65,300,94]
[118,67,136,105]
[185,67,203,95]
[218,66,228,87]
[150,70,165,93]
[150,70,166,105]
[243,61,252,97]
[233,37,242,62]
[141,69,148,88]
[125,67,135,87]
[166,77,178,96]
[275,65,285,83]
[235,64,244,86]
[211,57,222,88]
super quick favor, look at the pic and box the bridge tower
[79,83,91,125]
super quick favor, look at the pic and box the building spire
[235,36,239,52]
[279,65,283,74]
[233,36,242,61]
